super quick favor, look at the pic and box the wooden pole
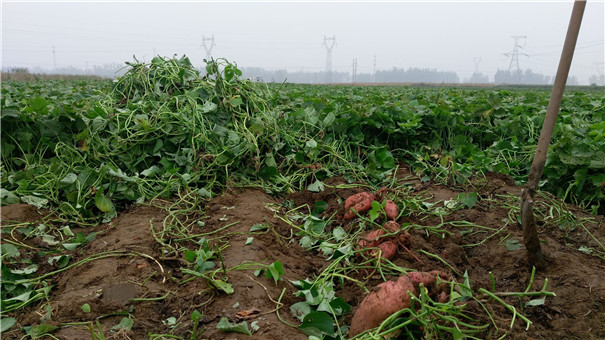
[521,0,586,269]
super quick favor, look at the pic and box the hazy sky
[2,1,604,83]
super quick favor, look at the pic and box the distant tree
[589,74,605,86]
[375,67,459,83]
[494,69,550,85]
[465,72,489,84]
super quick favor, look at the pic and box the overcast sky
[2,1,604,83]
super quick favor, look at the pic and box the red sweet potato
[344,192,375,220]
[349,271,450,337]
[371,240,397,260]
[358,229,386,249]
[382,221,400,233]
[349,275,416,337]
[384,199,399,220]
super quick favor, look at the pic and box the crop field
[1,56,604,339]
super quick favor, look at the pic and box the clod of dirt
[102,283,137,306]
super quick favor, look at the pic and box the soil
[2,165,604,339]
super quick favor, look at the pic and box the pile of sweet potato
[357,221,409,260]
[349,271,450,337]
[343,191,398,220]
[343,191,412,261]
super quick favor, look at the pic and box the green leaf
[1,243,20,258]
[62,243,80,251]
[266,261,284,285]
[290,301,311,322]
[141,165,160,177]
[459,270,473,298]
[81,303,91,313]
[211,279,234,294]
[592,173,605,188]
[20,195,48,208]
[245,237,254,245]
[525,297,546,307]
[229,97,244,107]
[250,223,268,232]
[197,188,212,199]
[258,166,278,180]
[305,139,318,149]
[163,317,177,326]
[47,255,71,268]
[0,317,16,332]
[457,192,478,209]
[368,200,382,221]
[307,180,325,193]
[26,323,58,337]
[332,227,346,241]
[10,264,38,275]
[59,173,78,186]
[328,297,351,315]
[298,311,335,337]
[299,236,314,248]
[110,317,133,331]
[94,191,114,213]
[217,317,252,335]
[0,189,20,205]
[184,250,197,262]
[312,201,328,216]
[505,238,522,251]
[191,310,203,321]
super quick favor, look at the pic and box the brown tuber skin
[344,192,375,220]
[349,271,450,337]
[384,199,399,220]
[358,229,386,249]
[357,221,413,261]
[371,240,397,260]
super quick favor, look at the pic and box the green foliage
[3,58,601,222]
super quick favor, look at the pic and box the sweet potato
[357,229,386,249]
[371,240,397,260]
[358,222,401,256]
[344,192,375,220]
[349,271,450,337]
[384,199,399,220]
[382,221,400,233]
[349,275,416,337]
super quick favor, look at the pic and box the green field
[2,57,603,218]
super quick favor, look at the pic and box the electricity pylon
[323,35,336,83]
[473,57,482,74]
[202,35,215,61]
[504,36,528,72]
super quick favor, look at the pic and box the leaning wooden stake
[521,0,586,269]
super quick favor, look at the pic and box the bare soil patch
[2,167,604,339]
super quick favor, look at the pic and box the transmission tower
[323,35,336,83]
[473,57,482,74]
[373,55,377,83]
[352,58,358,83]
[202,35,215,61]
[52,46,56,69]
[503,36,528,72]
